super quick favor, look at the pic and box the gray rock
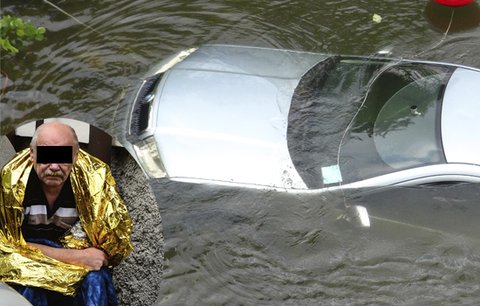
[111,147,164,306]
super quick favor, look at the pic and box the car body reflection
[346,183,480,238]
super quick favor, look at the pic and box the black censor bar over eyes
[36,146,73,164]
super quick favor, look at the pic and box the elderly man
[0,122,133,306]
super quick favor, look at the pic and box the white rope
[42,0,145,63]
[414,8,455,58]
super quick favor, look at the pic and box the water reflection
[154,180,480,305]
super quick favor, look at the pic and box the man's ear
[73,148,79,164]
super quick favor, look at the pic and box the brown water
[2,0,480,305]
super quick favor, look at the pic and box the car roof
[441,67,480,165]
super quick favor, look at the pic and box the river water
[2,0,480,305]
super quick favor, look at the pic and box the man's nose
[48,163,60,170]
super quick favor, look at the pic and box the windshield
[340,63,453,184]
[288,56,389,188]
[288,58,454,188]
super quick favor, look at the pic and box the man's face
[34,158,73,187]
[30,125,78,189]
[32,148,75,188]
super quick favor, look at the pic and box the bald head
[29,122,80,189]
[30,122,79,151]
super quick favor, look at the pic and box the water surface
[2,1,480,305]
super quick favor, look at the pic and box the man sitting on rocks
[0,122,133,306]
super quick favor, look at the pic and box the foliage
[0,15,46,54]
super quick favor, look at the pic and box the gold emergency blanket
[0,148,133,295]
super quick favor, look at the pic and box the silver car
[127,44,480,193]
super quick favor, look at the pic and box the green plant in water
[0,15,46,54]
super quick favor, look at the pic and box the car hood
[152,45,328,189]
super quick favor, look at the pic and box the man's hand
[77,247,109,270]
[27,242,109,271]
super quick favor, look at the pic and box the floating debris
[372,13,382,23]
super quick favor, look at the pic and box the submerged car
[127,44,480,193]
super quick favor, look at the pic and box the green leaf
[16,28,25,37]
[0,37,19,53]
[0,15,46,54]
[24,26,36,38]
[13,17,23,28]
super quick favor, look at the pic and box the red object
[434,0,474,6]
